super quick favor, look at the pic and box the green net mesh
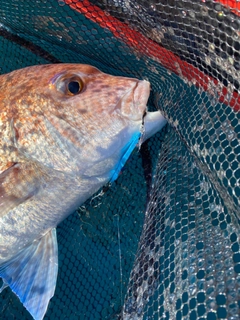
[0,0,239,319]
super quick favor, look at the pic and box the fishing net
[0,0,239,319]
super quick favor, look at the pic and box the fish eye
[67,81,81,95]
[54,74,84,96]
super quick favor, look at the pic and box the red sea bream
[0,64,166,320]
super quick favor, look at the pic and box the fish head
[46,64,150,122]
[3,64,151,179]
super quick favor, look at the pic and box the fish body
[0,64,166,319]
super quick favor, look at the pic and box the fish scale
[0,63,166,320]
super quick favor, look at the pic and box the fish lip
[119,80,150,121]
[132,80,150,120]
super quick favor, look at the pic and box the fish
[0,63,167,320]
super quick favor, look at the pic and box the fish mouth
[120,80,150,121]
[133,80,151,118]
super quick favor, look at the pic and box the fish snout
[120,80,150,121]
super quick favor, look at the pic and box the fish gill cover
[0,0,239,319]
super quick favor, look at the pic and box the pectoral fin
[0,161,48,218]
[0,229,58,320]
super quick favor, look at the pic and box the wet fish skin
[0,64,166,320]
[0,63,149,259]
